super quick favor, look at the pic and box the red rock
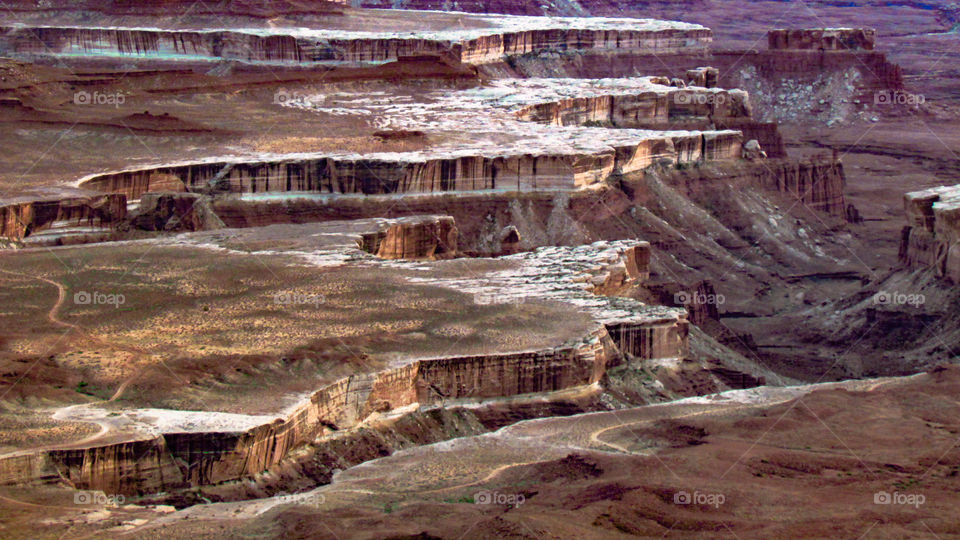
[767,28,876,51]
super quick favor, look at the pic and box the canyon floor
[1,1,959,539]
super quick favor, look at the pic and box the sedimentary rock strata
[359,215,458,259]
[0,14,709,66]
[767,28,876,51]
[900,185,960,282]
[0,188,126,241]
[77,130,744,199]
[655,156,848,218]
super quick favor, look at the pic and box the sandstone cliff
[650,156,848,218]
[0,190,127,241]
[78,131,744,200]
[900,185,960,283]
[0,18,710,66]
[358,215,458,259]
[767,28,876,51]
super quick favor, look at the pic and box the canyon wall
[656,157,848,218]
[514,87,750,128]
[767,28,876,51]
[0,192,127,241]
[900,185,960,283]
[0,312,687,495]
[500,49,903,115]
[0,24,710,66]
[78,132,744,200]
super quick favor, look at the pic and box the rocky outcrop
[129,192,224,232]
[498,48,904,123]
[715,118,785,158]
[78,131,744,200]
[358,216,458,259]
[768,28,876,51]
[685,66,718,88]
[514,87,751,128]
[899,185,960,282]
[0,190,127,241]
[0,17,709,66]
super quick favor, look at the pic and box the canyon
[0,1,956,539]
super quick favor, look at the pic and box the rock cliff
[900,185,960,282]
[77,131,744,200]
[0,189,127,241]
[657,156,848,217]
[767,28,876,51]
[0,16,709,66]
[358,215,458,259]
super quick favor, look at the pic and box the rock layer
[0,16,710,66]
[359,215,458,259]
[767,28,876,51]
[900,185,960,282]
[0,189,127,241]
[77,131,744,200]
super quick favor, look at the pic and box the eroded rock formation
[900,185,960,282]
[0,16,710,66]
[129,192,225,232]
[358,216,458,259]
[768,28,876,51]
[78,131,744,200]
[0,189,127,241]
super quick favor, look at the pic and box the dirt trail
[0,269,153,454]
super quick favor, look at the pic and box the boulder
[742,139,767,161]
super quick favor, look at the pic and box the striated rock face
[657,157,848,218]
[0,0,351,17]
[0,190,127,241]
[751,157,847,216]
[78,131,744,200]
[514,87,751,129]
[359,216,458,259]
[900,185,960,282]
[0,16,710,66]
[506,77,785,159]
[768,28,876,51]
